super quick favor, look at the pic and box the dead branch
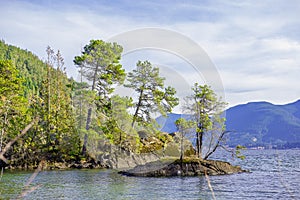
[0,117,39,163]
[204,130,231,160]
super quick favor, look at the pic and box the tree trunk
[196,130,203,159]
[79,65,83,129]
[0,112,7,153]
[196,132,200,158]
[47,64,51,152]
[199,131,203,159]
[180,132,184,162]
[82,65,99,155]
[131,89,143,128]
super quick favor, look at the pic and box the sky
[1,0,300,108]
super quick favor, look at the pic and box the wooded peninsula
[0,39,245,175]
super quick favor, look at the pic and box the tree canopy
[183,83,227,159]
[0,41,81,168]
[125,60,179,127]
[0,39,231,168]
[73,40,125,155]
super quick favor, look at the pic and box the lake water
[0,149,299,200]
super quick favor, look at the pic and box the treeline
[0,39,229,168]
[73,40,180,156]
[0,40,81,168]
[70,39,228,160]
[0,39,180,168]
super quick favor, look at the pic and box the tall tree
[36,47,81,161]
[184,83,227,159]
[99,95,137,150]
[51,49,81,160]
[73,40,125,155]
[70,80,90,130]
[0,42,82,167]
[0,60,29,164]
[125,60,179,128]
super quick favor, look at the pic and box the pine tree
[184,83,227,159]
[73,40,125,155]
[125,60,179,128]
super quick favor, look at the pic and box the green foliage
[175,118,195,131]
[0,40,47,97]
[0,39,233,168]
[97,95,141,152]
[73,40,126,155]
[0,43,82,167]
[71,79,94,129]
[100,119,123,144]
[36,46,81,161]
[0,60,30,155]
[175,118,195,160]
[235,145,246,160]
[110,95,134,132]
[73,40,125,96]
[184,83,227,159]
[73,39,125,114]
[126,60,179,127]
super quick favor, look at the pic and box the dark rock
[119,157,248,177]
[138,130,149,140]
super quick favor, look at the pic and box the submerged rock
[119,157,248,177]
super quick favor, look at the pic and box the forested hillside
[0,40,181,168]
[0,40,81,168]
[226,101,300,148]
[0,40,46,97]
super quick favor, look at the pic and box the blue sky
[1,0,300,108]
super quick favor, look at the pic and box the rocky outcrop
[120,158,248,177]
[96,148,161,169]
[5,158,104,170]
[94,131,195,169]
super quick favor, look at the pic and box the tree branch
[203,130,231,160]
[0,117,39,164]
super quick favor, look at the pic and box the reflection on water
[0,149,299,200]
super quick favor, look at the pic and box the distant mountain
[156,100,300,148]
[226,100,300,147]
[156,113,191,133]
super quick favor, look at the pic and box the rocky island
[95,131,248,177]
[119,157,247,177]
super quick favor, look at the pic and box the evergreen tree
[70,79,91,130]
[0,40,47,98]
[99,95,137,150]
[73,40,125,155]
[34,47,81,162]
[0,60,29,163]
[184,83,227,159]
[125,60,179,128]
[0,42,82,167]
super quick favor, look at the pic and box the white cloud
[1,0,300,107]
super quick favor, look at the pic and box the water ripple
[0,149,299,200]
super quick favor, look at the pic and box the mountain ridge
[156,100,300,148]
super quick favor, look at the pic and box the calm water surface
[0,149,299,200]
